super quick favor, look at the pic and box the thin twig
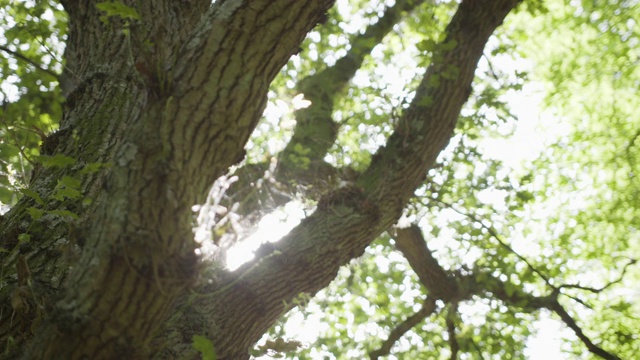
[0,45,59,79]
[560,258,637,294]
[446,302,459,360]
[430,198,552,286]
[369,297,438,359]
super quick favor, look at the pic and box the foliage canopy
[0,0,638,359]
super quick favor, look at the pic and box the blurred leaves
[192,335,217,360]
[0,0,66,207]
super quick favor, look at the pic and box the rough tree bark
[0,0,521,359]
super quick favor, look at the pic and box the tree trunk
[0,0,520,359]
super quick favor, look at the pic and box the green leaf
[79,161,111,175]
[192,335,216,360]
[18,233,31,244]
[417,39,437,52]
[288,153,311,170]
[52,187,83,201]
[37,154,77,168]
[21,189,44,205]
[48,209,79,220]
[0,186,15,205]
[504,281,516,297]
[440,39,458,51]
[59,175,81,189]
[26,207,45,220]
[515,191,534,203]
[442,64,460,80]
[292,143,311,156]
[96,2,141,20]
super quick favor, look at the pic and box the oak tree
[1,0,637,359]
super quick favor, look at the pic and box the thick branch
[390,223,623,360]
[393,225,457,300]
[279,0,427,177]
[168,0,335,203]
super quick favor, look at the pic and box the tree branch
[485,277,622,360]
[388,220,622,360]
[549,301,622,360]
[0,45,59,79]
[9,1,338,358]
[279,0,428,178]
[390,221,625,360]
[447,302,460,360]
[235,0,428,196]
[559,258,637,294]
[216,0,519,352]
[369,297,438,359]
[167,0,336,203]
[430,198,553,286]
[393,225,458,301]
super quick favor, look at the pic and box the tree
[0,0,637,359]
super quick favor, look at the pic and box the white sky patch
[525,315,570,360]
[479,86,548,167]
[292,93,312,109]
[226,201,306,271]
[283,306,327,343]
